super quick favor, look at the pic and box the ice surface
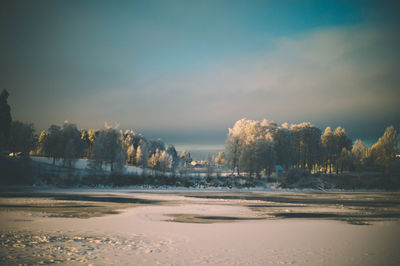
[1,190,400,265]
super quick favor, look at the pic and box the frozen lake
[0,189,399,265]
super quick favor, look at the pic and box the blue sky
[1,0,399,145]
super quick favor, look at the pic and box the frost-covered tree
[321,127,337,173]
[226,119,255,175]
[149,149,161,170]
[303,126,322,173]
[180,151,192,164]
[215,151,226,166]
[290,123,321,172]
[226,119,276,177]
[60,122,85,167]
[178,150,191,175]
[159,150,172,173]
[86,129,100,158]
[334,127,352,174]
[273,128,294,170]
[80,129,90,158]
[126,144,136,165]
[166,144,179,171]
[238,139,256,177]
[226,133,241,174]
[39,125,63,164]
[9,121,35,158]
[136,140,149,168]
[122,130,143,151]
[205,153,213,178]
[92,127,125,173]
[256,138,276,177]
[369,126,398,170]
[148,139,165,156]
[336,148,353,174]
[352,139,368,169]
[334,127,352,152]
[113,149,127,174]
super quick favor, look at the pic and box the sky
[1,0,400,147]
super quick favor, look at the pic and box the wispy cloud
[89,24,399,137]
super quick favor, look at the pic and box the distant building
[9,152,22,158]
[190,161,203,167]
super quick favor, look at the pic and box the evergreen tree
[0,89,12,150]
[9,121,35,158]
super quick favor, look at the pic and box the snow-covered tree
[149,149,161,170]
[126,144,136,165]
[148,139,165,156]
[84,129,99,158]
[80,129,90,158]
[352,139,368,169]
[113,149,127,174]
[60,122,85,167]
[257,138,276,177]
[369,126,398,170]
[215,151,226,166]
[180,151,192,164]
[337,148,353,174]
[92,127,125,173]
[226,118,255,175]
[39,125,63,164]
[321,126,337,173]
[334,127,352,152]
[273,128,294,170]
[136,140,149,168]
[226,118,276,177]
[290,122,321,173]
[166,144,179,171]
[334,126,352,174]
[205,153,213,178]
[226,132,242,174]
[159,150,173,173]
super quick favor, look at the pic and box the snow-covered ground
[30,156,232,178]
[31,156,154,175]
[1,190,399,265]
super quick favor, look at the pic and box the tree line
[36,123,186,174]
[0,89,190,174]
[1,89,399,180]
[225,118,399,177]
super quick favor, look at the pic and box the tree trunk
[335,162,339,175]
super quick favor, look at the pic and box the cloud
[97,24,399,132]
[21,23,399,142]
